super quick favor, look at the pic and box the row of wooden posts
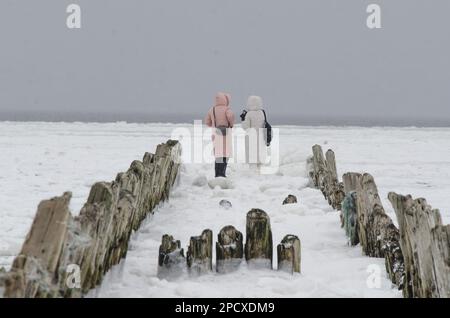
[158,209,301,277]
[309,144,450,298]
[0,140,182,298]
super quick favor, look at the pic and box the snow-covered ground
[1,122,450,297]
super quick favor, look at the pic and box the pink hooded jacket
[205,92,235,158]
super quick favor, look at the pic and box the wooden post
[311,146,344,210]
[157,235,185,279]
[311,145,326,190]
[325,149,338,182]
[325,150,345,210]
[20,192,72,274]
[216,226,243,273]
[4,193,72,298]
[352,174,404,288]
[1,270,25,298]
[245,209,273,269]
[342,172,362,194]
[342,172,362,229]
[277,235,301,274]
[219,200,232,209]
[341,191,359,246]
[187,230,213,275]
[388,193,450,298]
[282,195,298,205]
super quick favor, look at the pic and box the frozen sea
[1,122,450,298]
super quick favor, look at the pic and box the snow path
[3,122,450,297]
[90,161,400,298]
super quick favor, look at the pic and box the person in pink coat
[205,92,235,177]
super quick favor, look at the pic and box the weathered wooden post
[325,149,338,182]
[277,235,301,274]
[187,229,213,275]
[219,200,232,209]
[282,195,298,205]
[342,172,362,194]
[1,271,25,298]
[311,146,344,210]
[349,174,404,288]
[311,145,326,190]
[341,192,359,246]
[244,209,273,269]
[325,150,345,210]
[388,193,450,298]
[4,192,73,298]
[341,172,362,230]
[216,226,243,273]
[157,235,185,279]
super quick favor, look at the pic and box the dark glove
[240,110,247,121]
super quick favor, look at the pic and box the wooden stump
[157,235,185,279]
[277,235,301,274]
[216,226,243,273]
[2,270,25,298]
[325,149,338,182]
[388,193,450,298]
[331,182,345,211]
[342,192,359,246]
[245,209,273,269]
[4,193,73,298]
[311,146,344,210]
[342,172,362,193]
[20,192,72,274]
[219,200,232,209]
[325,150,345,210]
[311,145,327,190]
[282,195,298,205]
[187,229,213,275]
[352,174,404,288]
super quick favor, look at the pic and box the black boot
[220,157,228,178]
[215,157,227,178]
[215,161,221,178]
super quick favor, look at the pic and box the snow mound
[208,177,234,190]
[192,175,207,187]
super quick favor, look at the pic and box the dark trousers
[215,157,228,178]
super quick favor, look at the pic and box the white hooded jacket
[242,96,267,165]
[242,96,265,130]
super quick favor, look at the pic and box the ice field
[1,122,450,297]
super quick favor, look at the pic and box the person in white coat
[241,95,268,166]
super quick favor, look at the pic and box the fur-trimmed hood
[215,92,231,107]
[246,95,263,111]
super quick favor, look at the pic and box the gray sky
[0,0,449,125]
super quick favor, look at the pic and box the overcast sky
[0,0,449,125]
